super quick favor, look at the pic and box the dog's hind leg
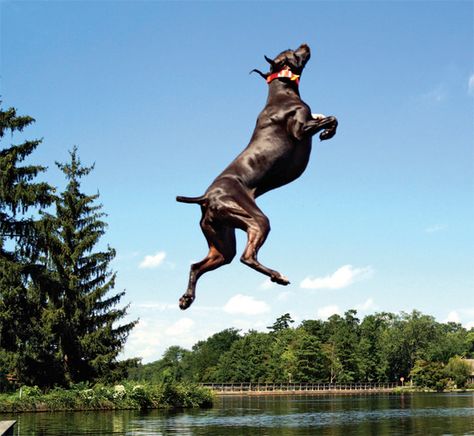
[222,195,290,286]
[240,214,290,286]
[179,220,236,310]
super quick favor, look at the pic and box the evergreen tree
[293,331,329,382]
[267,313,294,333]
[0,103,54,385]
[42,147,137,385]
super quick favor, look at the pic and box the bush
[444,357,471,388]
[0,381,214,412]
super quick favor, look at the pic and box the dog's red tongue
[266,68,300,85]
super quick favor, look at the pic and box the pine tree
[43,147,137,384]
[0,103,55,386]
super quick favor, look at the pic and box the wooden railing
[200,382,399,393]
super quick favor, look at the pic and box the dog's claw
[179,294,195,310]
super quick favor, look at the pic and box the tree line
[129,311,474,390]
[0,103,137,389]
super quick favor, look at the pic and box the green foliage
[410,359,449,391]
[444,356,471,388]
[0,381,213,412]
[129,310,473,389]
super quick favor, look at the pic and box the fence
[200,382,399,394]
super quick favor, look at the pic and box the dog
[177,43,338,310]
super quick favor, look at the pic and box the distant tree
[410,359,448,391]
[444,356,471,388]
[41,147,137,384]
[129,346,191,383]
[427,322,469,363]
[267,313,294,333]
[184,328,240,382]
[325,310,361,382]
[293,331,329,382]
[215,331,273,382]
[0,103,54,385]
[357,313,393,382]
[382,310,441,380]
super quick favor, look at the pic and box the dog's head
[251,43,311,80]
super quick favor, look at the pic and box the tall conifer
[44,147,137,384]
[0,104,54,385]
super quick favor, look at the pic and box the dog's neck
[267,78,301,99]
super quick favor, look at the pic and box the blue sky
[1,1,473,362]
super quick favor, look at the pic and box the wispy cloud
[421,83,447,103]
[223,294,270,315]
[300,265,373,290]
[165,318,194,336]
[134,302,177,311]
[468,74,474,96]
[317,305,341,320]
[139,251,166,269]
[355,298,378,313]
[259,278,275,290]
[424,224,447,234]
[277,291,292,302]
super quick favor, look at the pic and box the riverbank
[0,382,213,413]
[392,386,474,394]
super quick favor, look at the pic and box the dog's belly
[216,136,312,198]
[253,140,312,197]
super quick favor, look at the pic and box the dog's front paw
[320,128,336,141]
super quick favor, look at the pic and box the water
[1,392,473,435]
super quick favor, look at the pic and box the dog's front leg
[289,111,338,141]
[304,116,338,140]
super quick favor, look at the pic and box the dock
[0,421,16,436]
[200,382,399,395]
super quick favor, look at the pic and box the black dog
[177,43,338,310]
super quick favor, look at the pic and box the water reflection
[1,392,473,435]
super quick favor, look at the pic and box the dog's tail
[176,195,207,205]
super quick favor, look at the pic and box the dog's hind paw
[271,274,290,286]
[179,294,195,310]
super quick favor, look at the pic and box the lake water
[1,392,473,435]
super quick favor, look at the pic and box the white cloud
[126,319,162,360]
[139,251,166,269]
[223,294,270,315]
[465,321,474,330]
[165,318,195,336]
[317,305,341,320]
[468,74,474,96]
[355,298,377,313]
[300,265,373,290]
[444,310,461,324]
